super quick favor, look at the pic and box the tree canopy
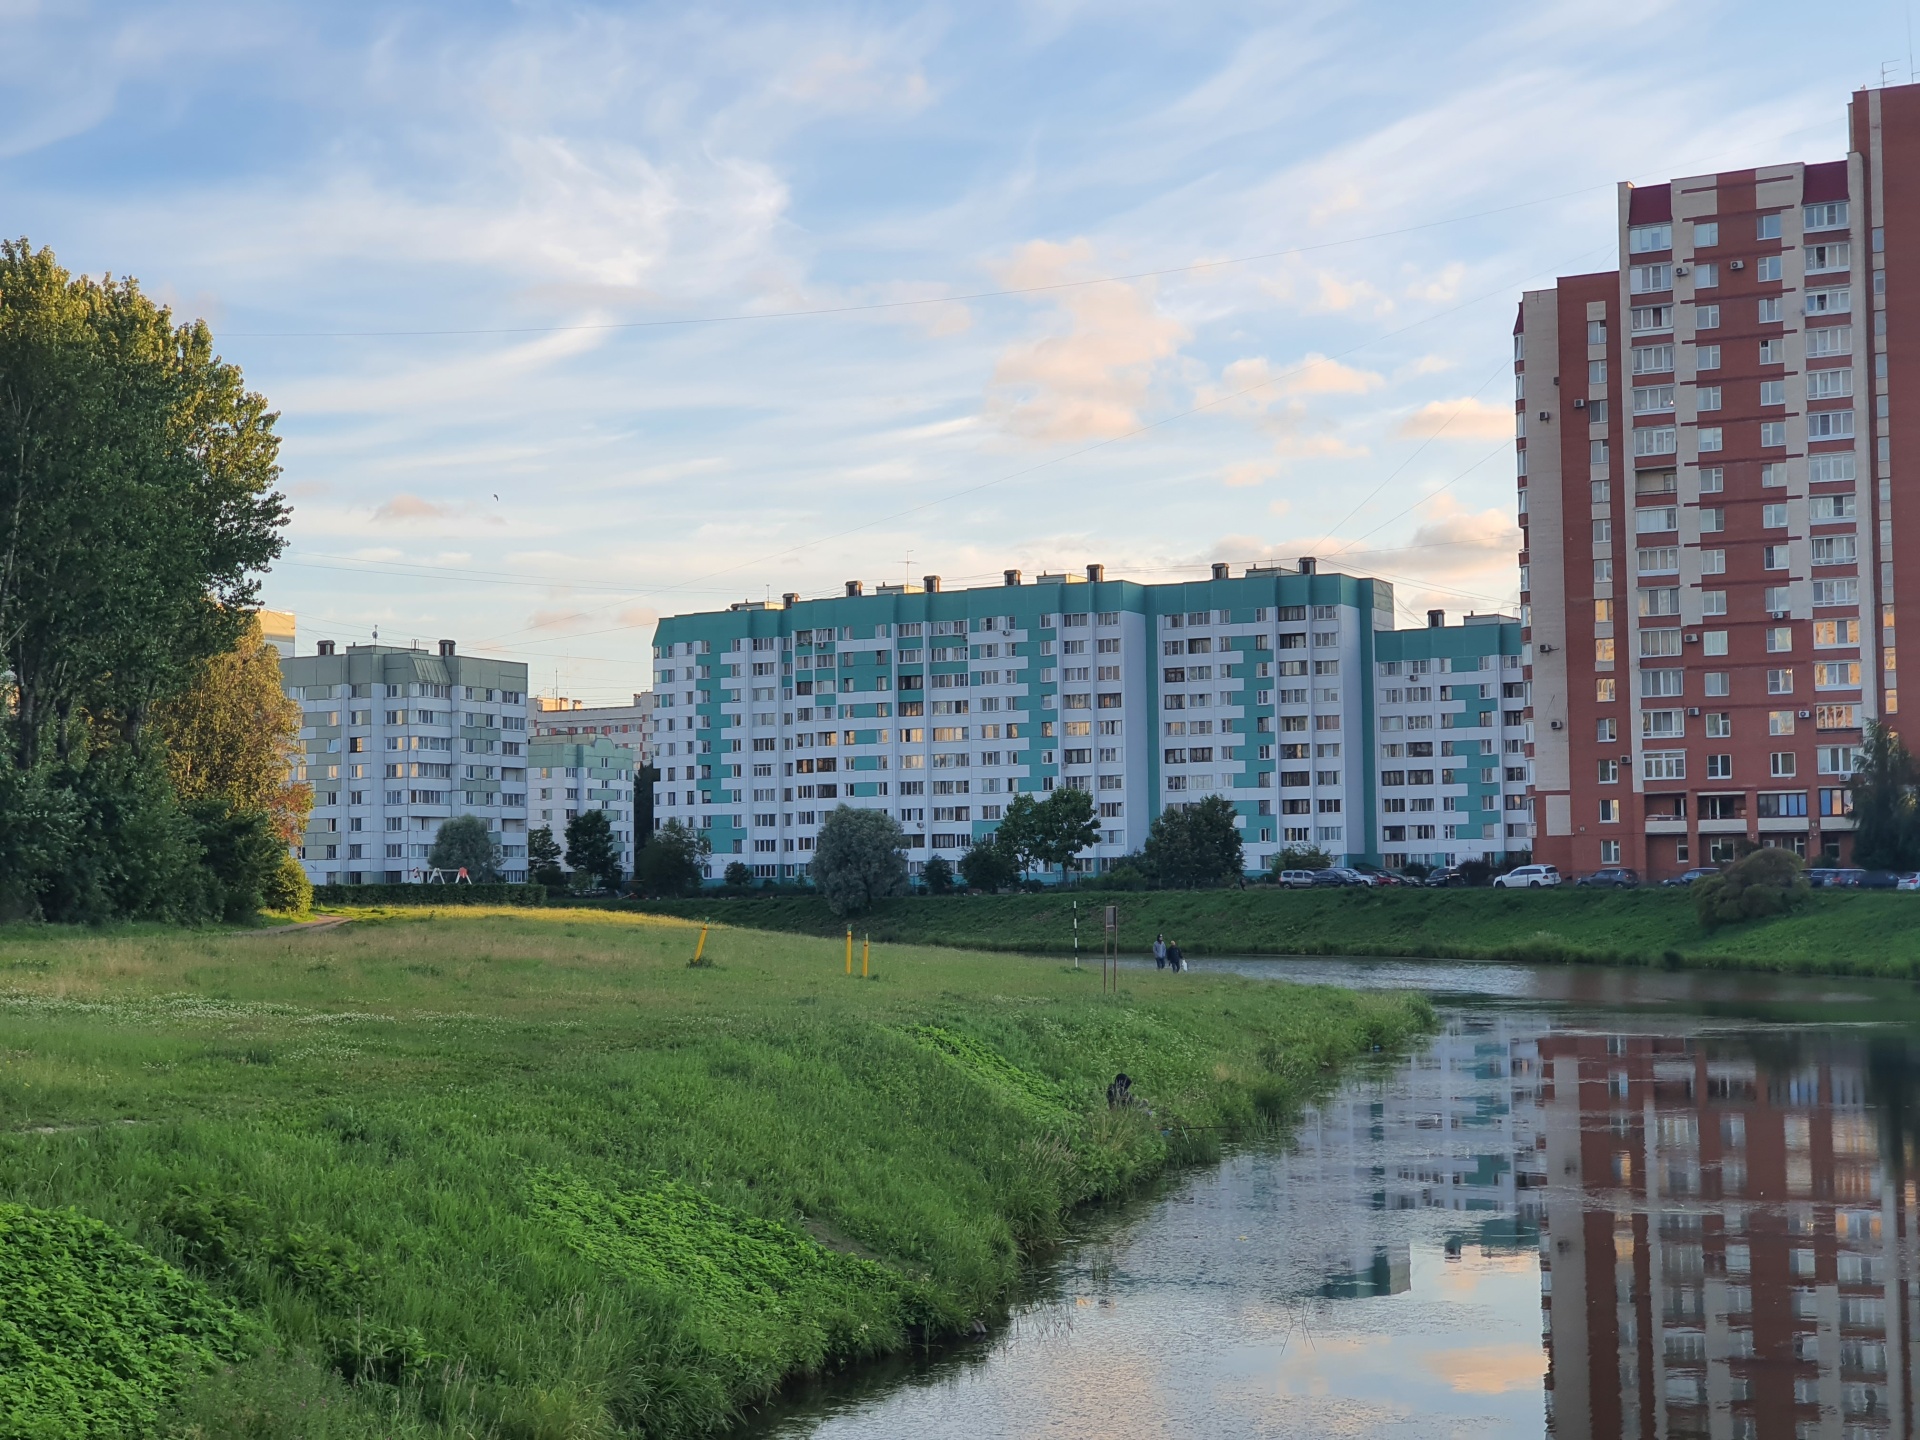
[637,820,710,896]
[1850,721,1919,870]
[1142,797,1245,888]
[527,827,565,887]
[427,816,502,883]
[564,809,623,889]
[812,806,909,916]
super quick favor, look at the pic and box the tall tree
[427,816,502,882]
[527,826,565,887]
[812,805,908,916]
[149,616,309,843]
[565,809,623,889]
[1034,786,1100,874]
[0,241,287,768]
[637,819,710,896]
[1143,796,1245,888]
[1850,721,1920,870]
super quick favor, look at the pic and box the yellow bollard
[845,926,853,976]
[692,924,709,965]
[861,935,870,979]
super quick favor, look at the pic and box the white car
[1898,873,1920,892]
[1494,864,1563,889]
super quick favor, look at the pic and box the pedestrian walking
[1167,940,1184,972]
[1153,934,1167,970]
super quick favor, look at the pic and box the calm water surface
[752,957,1920,1439]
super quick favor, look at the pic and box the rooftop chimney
[1210,562,1229,581]
[782,591,799,609]
[1427,609,1445,629]
[923,574,941,593]
[1086,563,1104,582]
[438,638,456,657]
[1003,569,1022,586]
[1297,556,1317,575]
[845,580,864,597]
[316,639,335,656]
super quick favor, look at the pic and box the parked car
[1493,864,1562,889]
[1808,868,1867,888]
[1307,868,1353,887]
[1897,873,1920,892]
[1858,870,1903,890]
[1661,868,1722,887]
[1329,867,1378,887]
[1424,866,1468,888]
[1275,869,1320,889]
[1577,867,1640,888]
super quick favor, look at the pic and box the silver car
[1493,863,1563,889]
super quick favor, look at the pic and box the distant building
[259,610,296,659]
[279,639,531,885]
[532,693,651,765]
[527,734,639,878]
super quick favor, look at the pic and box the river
[749,957,1920,1439]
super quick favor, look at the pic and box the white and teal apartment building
[648,562,1528,881]
[280,640,533,885]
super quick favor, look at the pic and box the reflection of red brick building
[1538,1033,1899,1439]
[1521,84,1920,879]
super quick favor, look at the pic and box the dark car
[1425,867,1467,887]
[1859,870,1903,890]
[1309,868,1360,887]
[1808,868,1867,888]
[1577,867,1640,888]
[1661,867,1722,887]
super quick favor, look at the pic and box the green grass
[625,886,1920,975]
[0,908,1428,1438]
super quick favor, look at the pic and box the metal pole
[862,935,870,979]
[693,924,709,964]
[1073,900,1080,968]
[845,926,852,976]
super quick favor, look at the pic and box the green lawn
[0,908,1427,1438]
[626,886,1920,975]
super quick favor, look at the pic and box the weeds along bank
[629,888,1920,976]
[0,909,1428,1438]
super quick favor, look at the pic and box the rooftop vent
[1427,609,1445,629]
[924,574,942,593]
[1211,562,1229,581]
[783,592,799,609]
[438,638,456,657]
[1086,563,1104,582]
[1003,569,1022,587]
[1298,556,1317,575]
[316,639,335,656]
[845,580,864,597]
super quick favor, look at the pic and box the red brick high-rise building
[1520,85,1920,879]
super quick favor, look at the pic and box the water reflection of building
[1538,1033,1902,1440]
[1285,1013,1549,1279]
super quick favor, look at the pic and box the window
[1758,379,1787,407]
[1699,427,1724,453]
[1768,668,1795,694]
[1694,220,1719,246]
[1763,545,1789,570]
[1636,506,1678,533]
[1588,319,1607,345]
[1758,297,1783,324]
[1633,385,1675,413]
[1633,344,1674,374]
[1588,358,1607,386]
[1639,587,1680,616]
[1643,667,1683,695]
[1761,462,1788,486]
[1805,201,1848,231]
[1708,753,1733,779]
[1598,758,1619,783]
[1757,254,1783,282]
[1812,535,1858,565]
[1810,493,1857,521]
[1696,386,1721,411]
[1694,263,1719,289]
[1766,626,1793,652]
[1599,798,1620,823]
[1630,263,1673,292]
[1642,708,1684,738]
[1631,305,1674,334]
[1764,503,1790,528]
[1810,453,1856,483]
[1768,753,1800,779]
[1815,661,1861,689]
[1701,549,1726,574]
[1696,303,1720,329]
[1593,518,1612,544]
[1703,631,1728,655]
[1634,426,1677,456]
[1770,710,1796,735]
[1590,439,1610,466]
[1598,678,1617,701]
[1757,213,1782,240]
[1644,750,1686,780]
[1637,547,1679,574]
[1706,712,1731,737]
[1696,343,1721,370]
[1808,410,1855,440]
[1629,223,1673,253]
[1760,338,1784,364]
[1805,287,1852,316]
[1595,638,1615,663]
[1814,618,1860,646]
[1807,325,1853,357]
[1766,585,1791,610]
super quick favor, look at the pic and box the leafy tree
[1850,721,1920,870]
[527,826,565,887]
[262,853,312,914]
[1034,786,1100,874]
[0,241,287,769]
[723,860,753,888]
[634,762,659,842]
[957,840,1015,892]
[427,815,502,883]
[1143,796,1244,888]
[189,799,285,921]
[1272,844,1333,874]
[150,616,309,844]
[922,854,955,894]
[637,820,710,896]
[1694,846,1810,929]
[992,794,1044,876]
[564,809,622,889]
[812,805,908,916]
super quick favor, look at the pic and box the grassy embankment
[0,908,1427,1439]
[628,887,1920,975]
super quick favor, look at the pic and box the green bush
[310,883,545,907]
[1693,847,1810,930]
[262,854,313,914]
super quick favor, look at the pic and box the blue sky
[7,0,1916,700]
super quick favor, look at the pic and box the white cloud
[1395,397,1514,440]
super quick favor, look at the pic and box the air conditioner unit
[1674,265,1689,276]
[1538,410,1552,422]
[1797,710,1812,719]
[1687,707,1701,717]
[1685,633,1700,644]
[1549,719,1565,731]
[1574,398,1587,410]
[1537,643,1555,653]
[1729,260,1746,271]
[1772,611,1789,620]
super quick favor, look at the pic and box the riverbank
[625,887,1920,975]
[0,909,1427,1438]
